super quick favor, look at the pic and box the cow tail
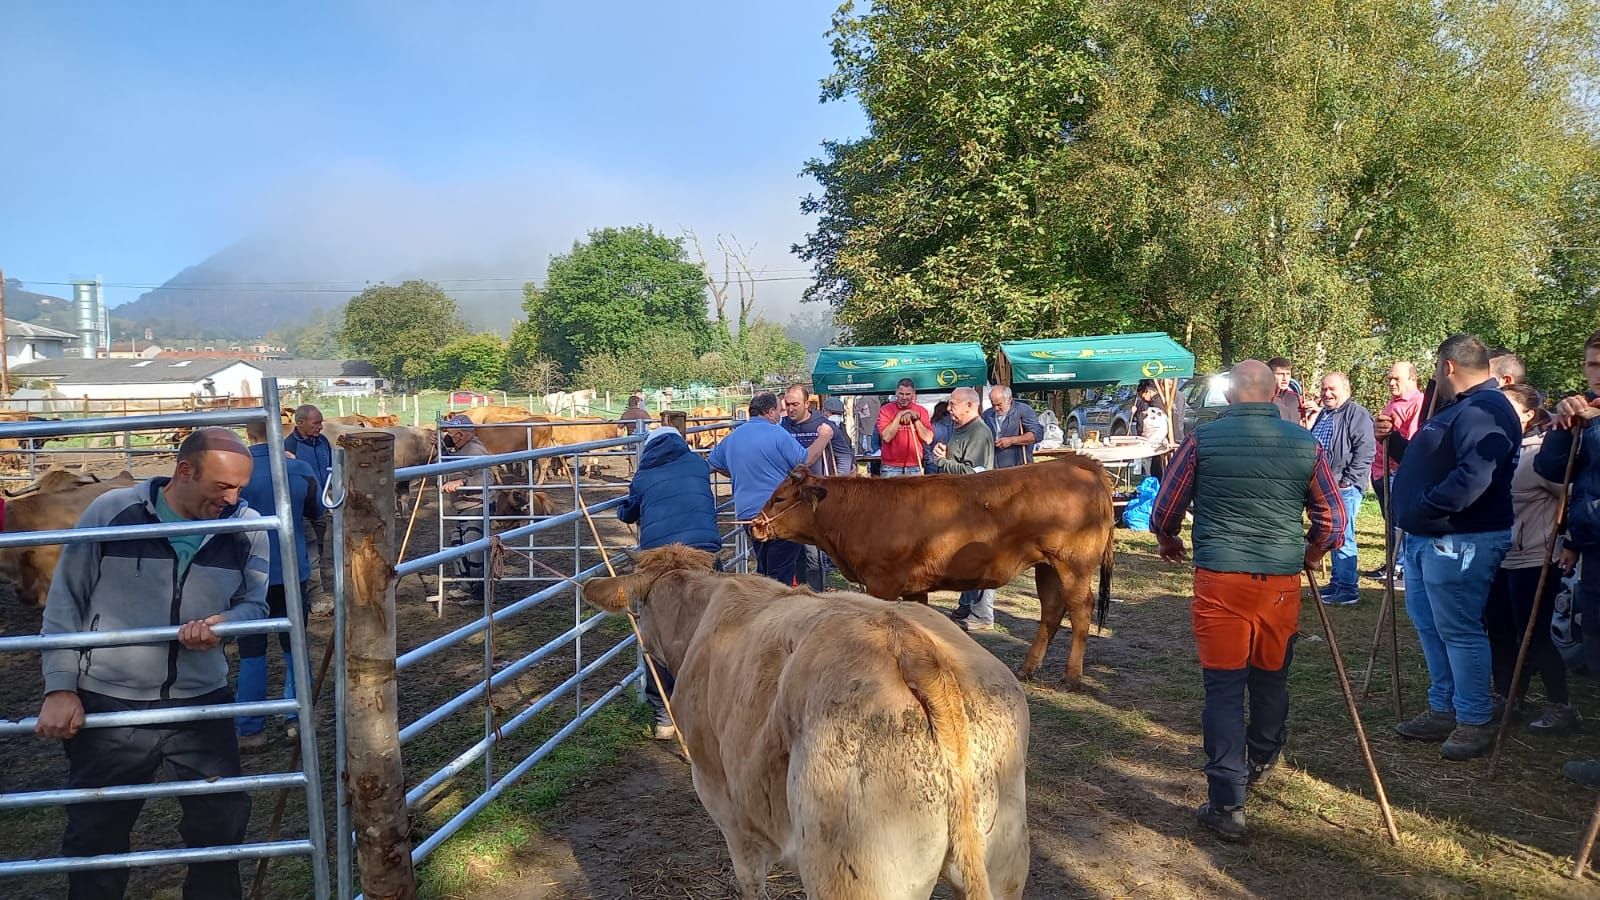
[1096,525,1114,633]
[892,622,992,900]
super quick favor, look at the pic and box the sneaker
[238,731,270,754]
[652,723,677,741]
[1528,704,1582,736]
[949,607,972,622]
[1395,708,1457,742]
[450,591,486,607]
[1363,565,1389,579]
[1441,723,1496,760]
[1196,802,1247,841]
[1564,758,1600,787]
[1247,758,1279,787]
[285,721,300,742]
[311,598,334,617]
[1320,592,1359,607]
[445,587,469,601]
[966,621,996,633]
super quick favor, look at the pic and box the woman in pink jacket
[1484,383,1578,734]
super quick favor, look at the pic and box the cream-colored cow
[583,546,1030,900]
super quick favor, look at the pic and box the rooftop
[11,356,262,384]
[258,359,380,379]
[5,318,79,341]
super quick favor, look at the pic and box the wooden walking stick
[1305,565,1402,845]
[578,501,694,765]
[1359,441,1405,724]
[1575,793,1600,880]
[1488,423,1588,778]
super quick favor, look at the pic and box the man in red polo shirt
[876,378,933,477]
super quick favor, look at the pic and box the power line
[14,272,821,293]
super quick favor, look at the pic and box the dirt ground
[4,449,1600,899]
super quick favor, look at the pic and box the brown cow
[461,405,536,425]
[0,470,138,606]
[328,413,398,427]
[750,456,1116,687]
[583,545,1030,899]
[472,416,625,483]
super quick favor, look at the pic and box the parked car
[1182,373,1231,434]
[1065,385,1138,441]
[450,391,495,406]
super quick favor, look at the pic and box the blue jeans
[955,589,995,625]
[236,583,309,738]
[881,465,921,477]
[1328,486,1364,597]
[1401,530,1512,726]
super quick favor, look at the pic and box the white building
[5,318,79,369]
[9,357,266,402]
[258,359,384,396]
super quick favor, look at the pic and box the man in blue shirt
[708,392,806,585]
[236,419,323,751]
[282,404,333,615]
[1378,334,1520,761]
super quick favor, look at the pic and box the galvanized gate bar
[0,380,331,899]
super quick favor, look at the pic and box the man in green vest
[1151,360,1348,841]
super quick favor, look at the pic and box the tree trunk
[339,432,417,900]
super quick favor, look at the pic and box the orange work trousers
[1191,568,1302,671]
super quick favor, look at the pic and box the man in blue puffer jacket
[618,426,720,740]
[1535,328,1600,785]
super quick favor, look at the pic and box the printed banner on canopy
[812,343,989,394]
[997,333,1194,388]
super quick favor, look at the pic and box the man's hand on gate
[178,614,226,651]
[1157,534,1188,564]
[441,479,464,493]
[36,690,84,740]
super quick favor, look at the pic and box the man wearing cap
[619,425,721,740]
[439,415,491,606]
[35,428,269,898]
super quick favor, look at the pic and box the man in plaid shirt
[1150,360,1347,841]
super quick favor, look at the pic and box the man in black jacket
[1378,334,1520,760]
[1534,328,1600,784]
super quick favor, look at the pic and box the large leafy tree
[802,0,1599,383]
[798,0,1118,345]
[524,226,713,371]
[429,333,509,391]
[339,280,468,385]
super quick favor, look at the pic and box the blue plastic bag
[1121,476,1161,531]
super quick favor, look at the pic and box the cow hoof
[1059,676,1084,692]
[1015,667,1037,682]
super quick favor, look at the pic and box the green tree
[339,280,468,385]
[525,226,713,371]
[429,333,509,391]
[272,308,343,359]
[802,0,1599,380]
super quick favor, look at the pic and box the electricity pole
[0,268,11,396]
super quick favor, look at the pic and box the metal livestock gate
[333,415,745,898]
[0,379,331,898]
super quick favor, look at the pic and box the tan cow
[472,416,624,483]
[0,470,138,606]
[583,546,1029,900]
[461,405,536,425]
[328,413,399,427]
[685,406,732,450]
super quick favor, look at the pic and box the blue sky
[0,1,864,314]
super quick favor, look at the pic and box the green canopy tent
[811,343,989,395]
[994,332,1194,388]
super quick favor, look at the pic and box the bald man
[36,427,269,898]
[1305,372,1375,606]
[1368,362,1424,581]
[1151,360,1347,841]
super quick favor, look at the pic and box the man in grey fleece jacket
[932,387,1000,630]
[35,428,269,900]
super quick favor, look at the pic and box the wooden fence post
[339,432,417,899]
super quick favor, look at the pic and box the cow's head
[748,466,827,543]
[582,545,719,670]
[492,489,553,519]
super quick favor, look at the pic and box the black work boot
[1196,803,1247,841]
[1395,708,1457,742]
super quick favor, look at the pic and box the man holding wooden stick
[1150,360,1347,841]
[1378,334,1521,761]
[1536,328,1600,786]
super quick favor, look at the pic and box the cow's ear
[800,484,828,510]
[787,465,811,483]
